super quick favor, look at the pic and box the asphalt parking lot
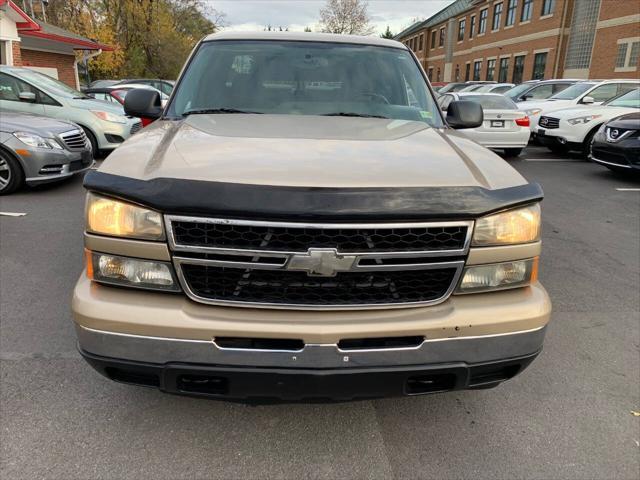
[1,145,639,480]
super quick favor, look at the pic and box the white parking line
[615,188,640,192]
[0,212,27,217]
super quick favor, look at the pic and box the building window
[541,0,555,16]
[458,19,466,41]
[499,57,509,82]
[616,40,640,69]
[492,3,503,31]
[521,0,533,22]
[486,59,496,80]
[564,0,601,70]
[479,9,488,33]
[436,68,441,82]
[465,63,471,81]
[505,0,517,26]
[428,67,433,80]
[430,30,436,49]
[469,15,476,38]
[473,61,482,81]
[532,52,547,79]
[455,64,460,81]
[419,34,424,50]
[439,27,446,47]
[512,55,525,83]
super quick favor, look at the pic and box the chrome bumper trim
[76,324,547,368]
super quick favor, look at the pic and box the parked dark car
[590,112,640,173]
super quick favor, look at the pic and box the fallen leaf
[632,411,640,417]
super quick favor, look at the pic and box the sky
[211,0,456,36]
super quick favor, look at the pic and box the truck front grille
[171,220,468,252]
[180,264,458,307]
[167,216,472,310]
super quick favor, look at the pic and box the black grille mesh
[172,222,468,252]
[181,264,457,306]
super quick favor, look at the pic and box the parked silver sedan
[438,92,531,157]
[0,112,93,194]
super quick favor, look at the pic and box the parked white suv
[520,80,640,136]
[536,88,640,156]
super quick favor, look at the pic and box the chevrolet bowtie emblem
[287,248,357,277]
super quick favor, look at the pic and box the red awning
[1,0,113,51]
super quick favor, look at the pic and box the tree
[380,25,394,39]
[318,0,374,35]
[44,0,224,80]
[304,26,312,32]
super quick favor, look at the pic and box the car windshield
[14,68,89,98]
[549,82,595,100]
[461,95,517,109]
[168,41,443,126]
[605,88,640,108]
[504,83,533,99]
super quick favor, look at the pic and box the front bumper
[81,350,541,401]
[95,120,142,151]
[5,140,94,185]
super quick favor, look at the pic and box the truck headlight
[472,204,541,246]
[86,193,164,240]
[456,258,538,294]
[86,251,180,291]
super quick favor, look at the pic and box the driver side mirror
[581,96,595,104]
[522,94,533,101]
[446,100,483,129]
[19,91,36,103]
[124,88,163,122]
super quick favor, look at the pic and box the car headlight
[456,258,538,294]
[567,114,602,125]
[472,204,541,246]
[91,110,128,124]
[525,108,542,116]
[86,250,179,291]
[86,193,164,240]
[12,132,62,149]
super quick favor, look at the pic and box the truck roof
[202,31,407,49]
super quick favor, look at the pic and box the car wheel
[504,148,523,157]
[581,129,598,159]
[0,149,25,195]
[80,127,98,158]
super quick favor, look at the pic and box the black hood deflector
[84,171,543,221]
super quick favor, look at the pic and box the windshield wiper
[323,112,388,119]
[182,108,263,116]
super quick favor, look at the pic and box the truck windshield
[167,40,443,126]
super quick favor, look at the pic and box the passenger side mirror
[446,100,483,129]
[581,96,595,104]
[19,91,36,103]
[124,88,163,121]
[522,94,533,101]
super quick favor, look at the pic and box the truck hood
[99,114,526,190]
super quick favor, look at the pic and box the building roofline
[0,0,113,51]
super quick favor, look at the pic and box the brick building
[396,0,639,83]
[0,0,111,88]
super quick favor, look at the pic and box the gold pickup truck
[72,32,551,401]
